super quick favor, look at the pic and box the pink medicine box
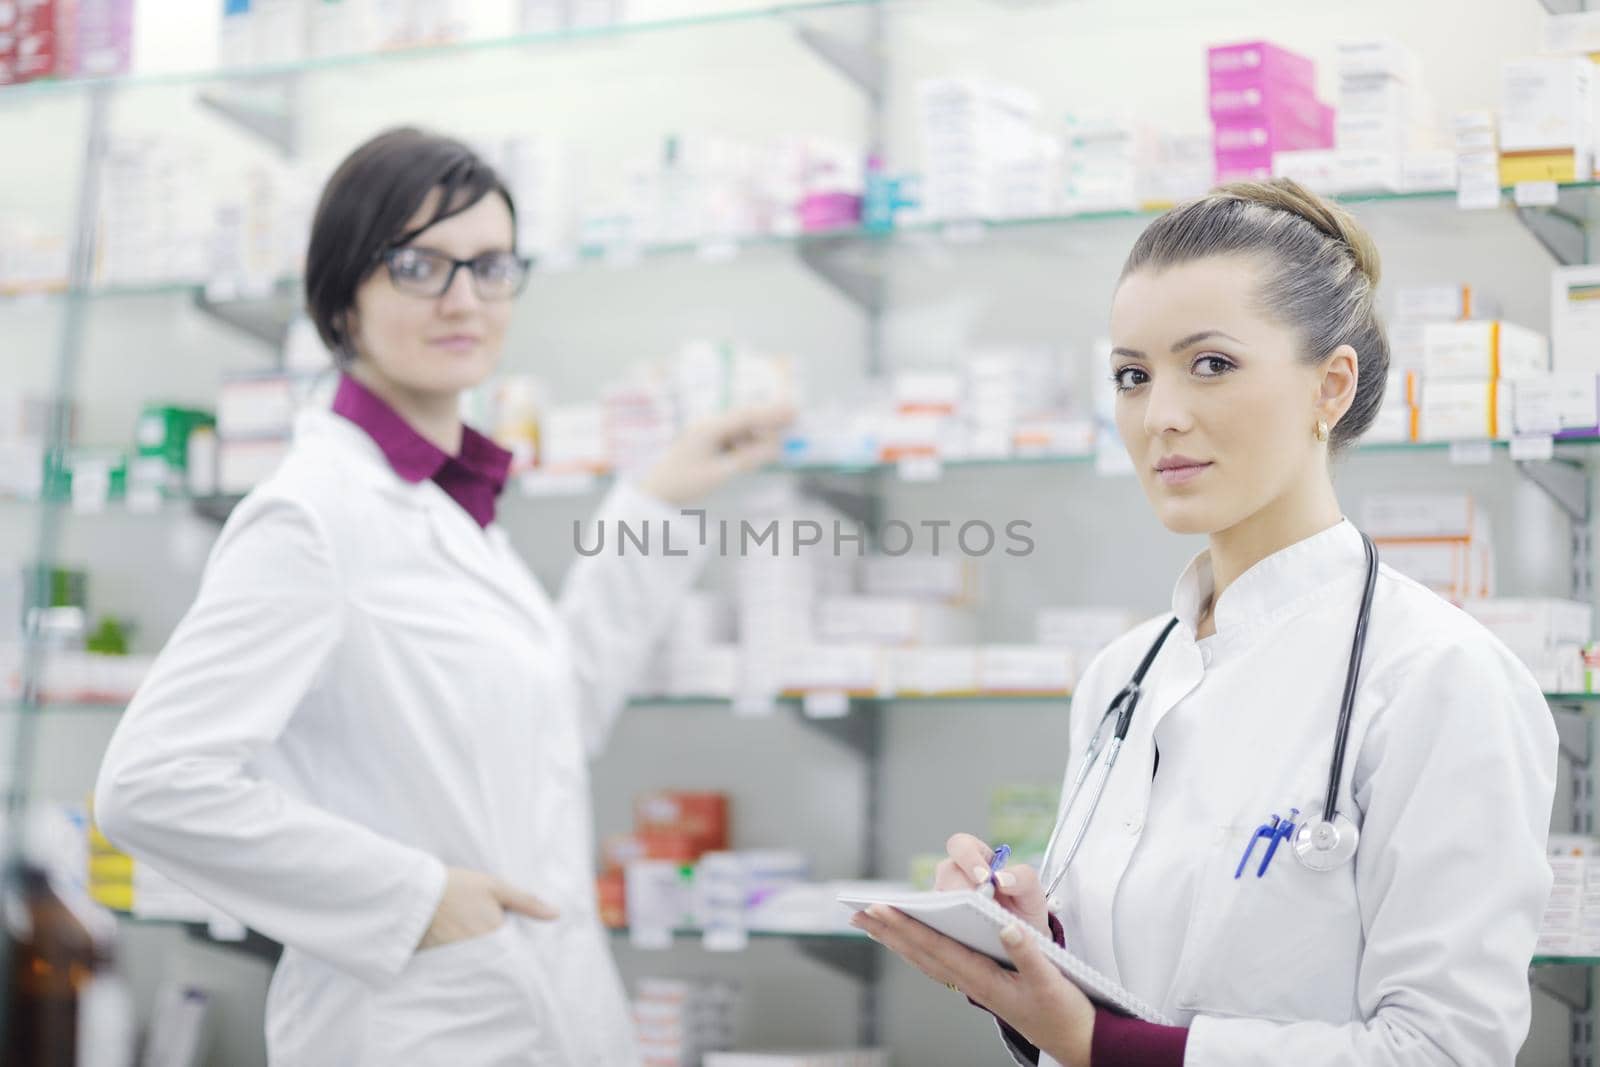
[1208,41,1316,94]
[1212,104,1334,155]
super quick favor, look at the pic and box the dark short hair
[304,127,518,361]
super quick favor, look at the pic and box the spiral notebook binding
[965,891,1175,1026]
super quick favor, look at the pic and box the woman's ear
[1318,344,1360,429]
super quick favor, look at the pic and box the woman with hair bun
[856,179,1558,1067]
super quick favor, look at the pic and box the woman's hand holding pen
[937,833,1050,935]
[852,834,1095,1066]
[417,867,560,952]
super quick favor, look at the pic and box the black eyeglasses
[380,246,533,301]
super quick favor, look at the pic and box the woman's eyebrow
[1170,330,1244,351]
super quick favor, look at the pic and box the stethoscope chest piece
[1292,812,1359,871]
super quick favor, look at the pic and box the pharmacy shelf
[613,926,878,982]
[14,693,1597,718]
[6,181,1599,312]
[4,429,1598,522]
[611,926,866,942]
[1535,957,1600,967]
[0,0,884,107]
[1,701,124,714]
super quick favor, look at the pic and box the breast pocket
[1166,816,1363,1025]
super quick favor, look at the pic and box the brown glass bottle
[6,863,97,1067]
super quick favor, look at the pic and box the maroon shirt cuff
[1090,1009,1189,1066]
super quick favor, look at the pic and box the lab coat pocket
[1167,821,1362,1026]
[362,923,556,1066]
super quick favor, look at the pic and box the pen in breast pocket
[978,844,1011,898]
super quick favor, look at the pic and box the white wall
[0,1,1581,1064]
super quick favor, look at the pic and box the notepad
[837,887,1175,1026]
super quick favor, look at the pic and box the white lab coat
[94,407,706,1066]
[1001,519,1557,1067]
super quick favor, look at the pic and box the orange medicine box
[634,791,730,857]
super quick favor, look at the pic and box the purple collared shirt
[331,374,512,529]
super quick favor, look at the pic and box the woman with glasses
[94,128,791,1066]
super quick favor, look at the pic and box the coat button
[1124,816,1143,835]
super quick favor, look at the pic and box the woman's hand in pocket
[936,833,1050,935]
[417,867,560,951]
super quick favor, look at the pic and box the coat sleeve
[557,481,711,756]
[1183,641,1557,1067]
[93,494,447,987]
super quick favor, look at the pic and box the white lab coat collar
[1170,518,1365,646]
[293,408,557,639]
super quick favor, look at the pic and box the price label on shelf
[536,249,578,274]
[519,471,598,498]
[734,690,778,718]
[203,278,241,303]
[1514,182,1559,208]
[696,239,740,264]
[1448,440,1493,465]
[70,459,110,515]
[630,925,673,951]
[604,243,642,269]
[942,221,986,245]
[703,927,749,953]
[802,690,851,719]
[1455,153,1500,212]
[897,456,943,483]
[1510,435,1556,462]
[125,485,162,515]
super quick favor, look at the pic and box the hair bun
[1215,177,1381,287]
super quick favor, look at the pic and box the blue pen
[979,844,1012,897]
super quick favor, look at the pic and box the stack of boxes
[215,371,314,495]
[1538,265,1600,439]
[637,592,739,701]
[634,979,739,1067]
[1207,40,1334,185]
[0,0,134,86]
[916,78,1055,221]
[600,790,731,930]
[1060,113,1147,214]
[97,137,213,287]
[1368,282,1567,445]
[1497,56,1593,187]
[1363,492,1494,605]
[0,391,51,501]
[129,405,215,502]
[1539,836,1600,959]
[1331,40,1449,194]
[1463,598,1592,693]
[1417,319,1548,441]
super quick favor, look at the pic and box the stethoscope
[1038,532,1379,909]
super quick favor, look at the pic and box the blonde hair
[1120,178,1388,451]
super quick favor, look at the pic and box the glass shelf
[6,182,1598,308]
[0,0,883,106]
[610,926,866,942]
[1533,956,1600,967]
[2,700,126,714]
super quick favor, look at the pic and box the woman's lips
[429,335,482,353]
[1155,460,1211,486]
